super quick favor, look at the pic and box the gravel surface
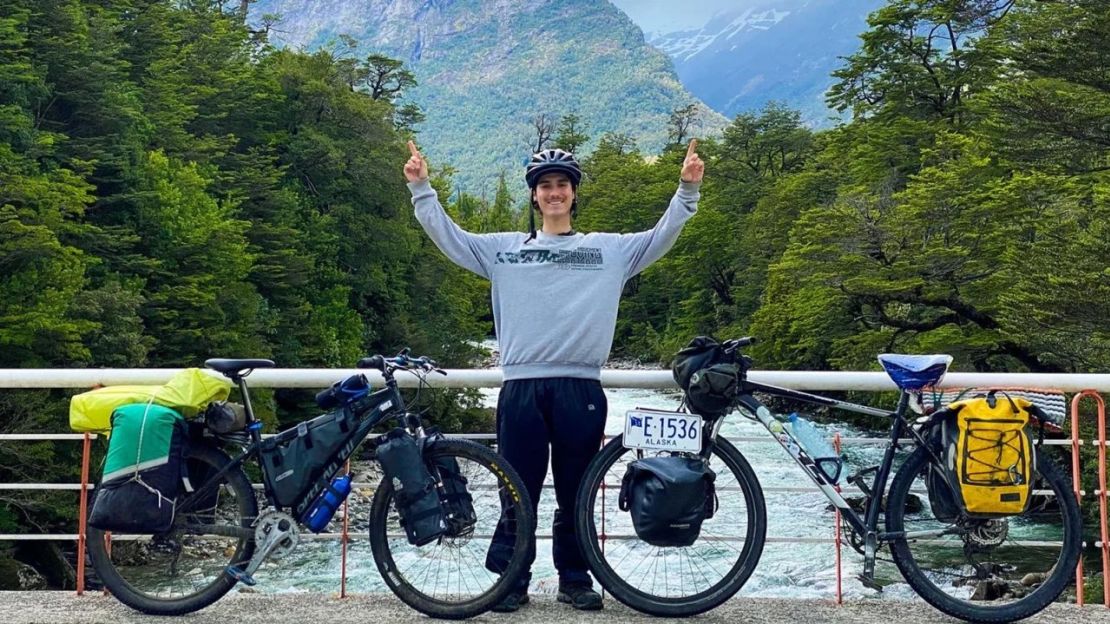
[1,592,1106,624]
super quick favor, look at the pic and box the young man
[403,140,704,611]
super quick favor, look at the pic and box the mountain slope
[649,0,884,125]
[250,0,727,194]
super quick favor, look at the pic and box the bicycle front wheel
[87,443,258,615]
[575,435,767,616]
[368,437,534,619]
[887,445,1082,623]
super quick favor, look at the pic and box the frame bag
[619,456,717,547]
[89,403,188,533]
[259,408,357,508]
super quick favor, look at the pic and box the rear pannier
[89,403,188,533]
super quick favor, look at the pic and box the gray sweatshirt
[408,178,700,381]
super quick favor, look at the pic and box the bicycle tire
[88,443,258,615]
[887,445,1082,623]
[575,435,767,616]
[368,437,534,619]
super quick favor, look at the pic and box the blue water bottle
[302,473,353,533]
[787,413,842,483]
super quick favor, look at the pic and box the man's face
[533,172,575,218]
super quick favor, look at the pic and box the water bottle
[302,473,353,533]
[787,413,842,483]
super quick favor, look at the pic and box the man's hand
[680,138,704,183]
[404,140,429,182]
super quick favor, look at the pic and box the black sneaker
[490,592,529,613]
[557,582,603,610]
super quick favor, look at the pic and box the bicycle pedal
[226,565,257,586]
[856,573,884,592]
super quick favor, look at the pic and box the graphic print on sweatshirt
[495,247,603,270]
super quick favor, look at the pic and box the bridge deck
[0,592,1103,623]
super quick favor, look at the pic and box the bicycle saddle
[204,358,276,377]
[877,354,953,391]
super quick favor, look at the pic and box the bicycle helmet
[524,149,582,242]
[525,149,582,189]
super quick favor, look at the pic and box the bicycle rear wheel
[575,435,767,616]
[87,444,258,614]
[368,437,534,619]
[887,446,1082,623]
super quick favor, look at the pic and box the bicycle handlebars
[357,351,446,375]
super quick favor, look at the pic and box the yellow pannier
[949,392,1034,517]
[69,368,232,434]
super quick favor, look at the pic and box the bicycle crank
[226,510,300,586]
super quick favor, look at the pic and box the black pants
[485,377,608,591]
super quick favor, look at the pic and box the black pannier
[424,429,478,537]
[375,428,447,546]
[923,414,962,523]
[260,408,357,507]
[619,456,717,547]
[89,404,189,533]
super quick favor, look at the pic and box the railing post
[1071,390,1108,607]
[341,459,350,599]
[76,432,92,595]
[833,432,843,605]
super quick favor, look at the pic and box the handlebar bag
[619,455,717,547]
[375,428,447,546]
[260,407,357,508]
[89,403,188,533]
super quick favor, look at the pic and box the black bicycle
[87,352,534,619]
[575,337,1082,622]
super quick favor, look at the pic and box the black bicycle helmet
[525,149,582,188]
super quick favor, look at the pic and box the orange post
[833,432,843,605]
[341,459,350,598]
[76,433,92,595]
[1072,390,1108,607]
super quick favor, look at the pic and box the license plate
[623,409,703,453]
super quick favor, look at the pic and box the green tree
[554,113,589,154]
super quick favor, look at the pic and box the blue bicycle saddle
[877,354,953,391]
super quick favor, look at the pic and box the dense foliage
[0,0,1105,587]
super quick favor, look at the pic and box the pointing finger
[408,140,421,159]
[685,138,698,160]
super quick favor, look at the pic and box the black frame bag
[375,428,447,546]
[619,456,717,547]
[259,407,357,507]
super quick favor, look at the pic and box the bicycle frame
[714,379,950,581]
[177,370,415,523]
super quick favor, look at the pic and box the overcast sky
[609,0,761,34]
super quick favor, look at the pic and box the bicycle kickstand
[857,531,884,592]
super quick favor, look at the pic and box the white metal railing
[0,369,1105,605]
[2,366,1110,391]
